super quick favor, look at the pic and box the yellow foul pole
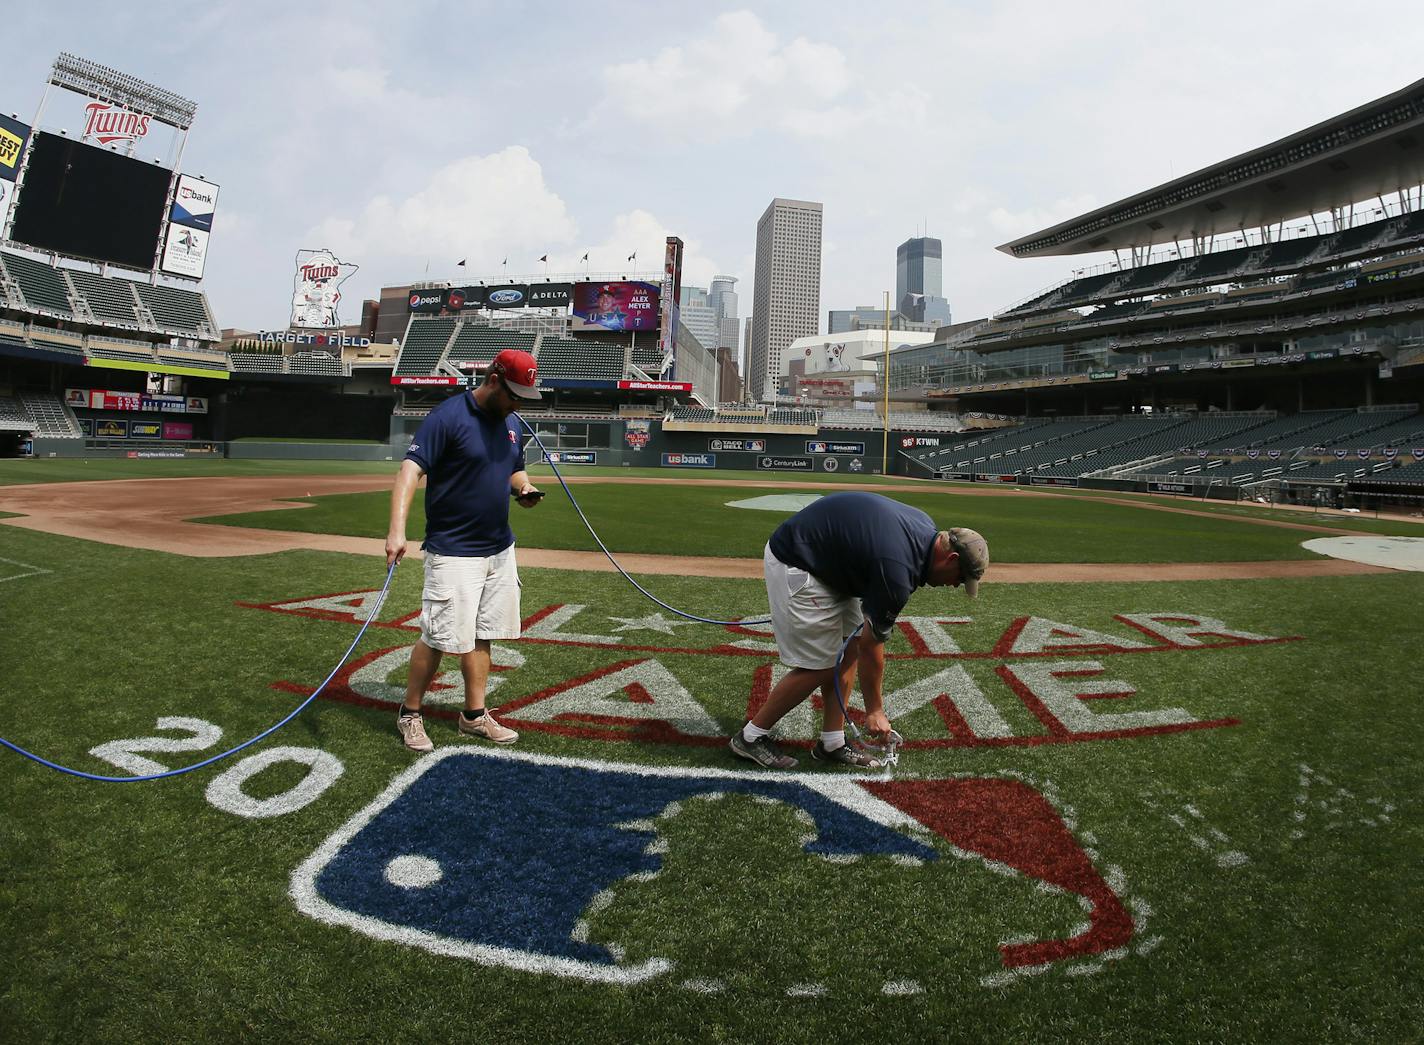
[881,291,891,474]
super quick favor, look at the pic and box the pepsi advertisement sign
[408,291,445,313]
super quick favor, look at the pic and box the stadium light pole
[882,290,890,475]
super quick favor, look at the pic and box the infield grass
[199,481,1350,563]
[0,524,1420,1042]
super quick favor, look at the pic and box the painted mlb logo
[290,748,1135,985]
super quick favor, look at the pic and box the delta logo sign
[239,589,1303,988]
[81,102,153,146]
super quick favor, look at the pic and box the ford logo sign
[489,289,524,305]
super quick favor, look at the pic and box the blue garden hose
[515,413,770,627]
[0,561,398,782]
[520,413,892,760]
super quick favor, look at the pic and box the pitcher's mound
[726,493,823,512]
[1301,535,1424,572]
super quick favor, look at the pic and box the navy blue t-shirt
[768,492,938,642]
[404,392,527,557]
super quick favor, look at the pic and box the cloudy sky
[6,2,1421,338]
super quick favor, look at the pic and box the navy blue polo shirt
[768,492,938,642]
[404,392,527,557]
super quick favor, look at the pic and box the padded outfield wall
[389,414,934,475]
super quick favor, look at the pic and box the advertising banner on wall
[160,223,209,279]
[163,421,193,440]
[572,281,660,332]
[291,248,358,328]
[708,437,766,452]
[806,440,865,455]
[65,388,208,413]
[408,289,446,314]
[661,452,716,468]
[96,418,129,438]
[756,455,813,471]
[0,113,31,232]
[129,421,163,438]
[169,174,219,232]
[527,283,573,308]
[483,284,531,310]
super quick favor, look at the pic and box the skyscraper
[896,236,952,327]
[750,198,823,401]
[677,284,719,351]
[708,275,739,354]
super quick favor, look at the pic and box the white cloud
[303,148,719,298]
[596,10,864,139]
[309,147,576,267]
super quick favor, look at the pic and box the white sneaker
[397,711,434,752]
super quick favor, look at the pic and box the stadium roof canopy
[998,78,1424,258]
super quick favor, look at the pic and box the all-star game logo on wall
[291,249,358,329]
[624,419,651,451]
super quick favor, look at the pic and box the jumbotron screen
[10,132,172,270]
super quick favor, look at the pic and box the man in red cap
[386,349,544,752]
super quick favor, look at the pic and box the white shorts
[420,547,522,654]
[764,543,863,670]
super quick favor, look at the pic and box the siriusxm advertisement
[572,281,660,332]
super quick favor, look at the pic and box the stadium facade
[2,62,1420,503]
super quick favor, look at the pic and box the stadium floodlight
[49,52,198,130]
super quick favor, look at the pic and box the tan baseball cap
[947,527,989,597]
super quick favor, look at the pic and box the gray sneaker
[811,740,882,769]
[729,730,798,769]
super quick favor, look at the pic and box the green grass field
[198,480,1424,562]
[1,462,1421,1042]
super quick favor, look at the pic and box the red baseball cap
[489,348,542,400]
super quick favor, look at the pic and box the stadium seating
[1336,412,1424,450]
[2,251,75,316]
[228,353,286,373]
[132,282,215,337]
[535,337,623,381]
[767,408,819,426]
[630,343,666,373]
[1256,237,1323,270]
[26,329,85,357]
[1257,408,1412,450]
[446,324,536,370]
[394,318,457,377]
[288,352,345,376]
[668,405,715,422]
[85,341,157,364]
[0,396,30,431]
[68,270,142,328]
[1206,410,1352,450]
[18,392,81,437]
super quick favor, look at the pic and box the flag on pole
[502,257,508,267]
[581,253,589,262]
[627,251,637,262]
[539,255,548,263]
[457,259,466,267]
